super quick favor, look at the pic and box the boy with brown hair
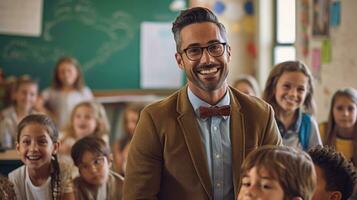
[238,145,316,200]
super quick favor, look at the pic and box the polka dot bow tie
[198,105,231,118]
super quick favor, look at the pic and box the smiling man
[123,7,282,200]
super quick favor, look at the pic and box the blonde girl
[262,60,322,151]
[59,101,110,163]
[238,145,316,200]
[9,114,74,200]
[320,88,357,164]
[41,56,93,129]
[0,77,39,149]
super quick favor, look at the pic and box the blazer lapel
[176,86,213,198]
[228,88,245,197]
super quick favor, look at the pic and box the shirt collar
[277,109,303,133]
[187,87,230,120]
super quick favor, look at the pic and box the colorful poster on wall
[312,48,322,80]
[330,0,341,27]
[312,0,330,36]
[322,39,332,63]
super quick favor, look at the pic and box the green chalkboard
[0,0,181,90]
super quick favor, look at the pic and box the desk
[0,150,20,160]
[0,150,22,176]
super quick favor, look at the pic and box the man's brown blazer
[123,85,282,200]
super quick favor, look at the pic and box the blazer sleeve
[261,105,283,146]
[123,109,163,200]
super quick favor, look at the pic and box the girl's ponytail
[51,154,61,200]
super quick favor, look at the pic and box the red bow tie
[198,105,231,118]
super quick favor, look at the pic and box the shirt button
[213,126,217,131]
[215,154,220,159]
[216,182,221,187]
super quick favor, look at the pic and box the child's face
[238,166,284,200]
[333,96,357,130]
[274,71,308,114]
[311,165,334,200]
[78,151,110,186]
[73,106,97,139]
[235,82,256,96]
[16,123,58,170]
[125,110,139,135]
[58,62,78,87]
[14,83,38,110]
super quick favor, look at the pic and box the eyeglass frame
[179,42,227,61]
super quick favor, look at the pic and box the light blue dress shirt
[187,87,234,200]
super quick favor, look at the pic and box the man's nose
[200,48,214,64]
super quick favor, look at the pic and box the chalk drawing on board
[42,0,135,71]
[2,0,135,71]
[83,11,135,70]
[2,40,66,64]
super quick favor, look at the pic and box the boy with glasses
[123,7,282,199]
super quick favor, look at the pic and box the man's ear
[330,191,342,200]
[175,52,184,70]
[226,45,232,62]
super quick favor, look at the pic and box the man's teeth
[199,68,218,75]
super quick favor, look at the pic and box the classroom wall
[2,0,355,123]
[296,0,357,122]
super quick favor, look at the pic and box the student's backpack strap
[299,113,311,151]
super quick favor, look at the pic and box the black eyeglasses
[180,42,227,61]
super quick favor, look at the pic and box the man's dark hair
[308,146,357,200]
[171,7,227,52]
